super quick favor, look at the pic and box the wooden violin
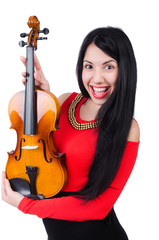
[5,16,67,199]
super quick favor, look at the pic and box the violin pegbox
[19,16,49,51]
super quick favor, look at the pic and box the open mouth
[90,85,111,99]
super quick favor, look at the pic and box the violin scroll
[19,16,49,50]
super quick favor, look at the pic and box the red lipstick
[90,86,111,99]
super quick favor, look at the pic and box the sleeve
[18,141,139,221]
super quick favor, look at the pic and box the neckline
[75,96,97,124]
[68,93,101,130]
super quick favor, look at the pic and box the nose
[92,68,105,84]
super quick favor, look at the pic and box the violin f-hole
[38,139,53,163]
[15,138,26,161]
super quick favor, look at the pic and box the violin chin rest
[9,178,31,196]
[9,178,45,200]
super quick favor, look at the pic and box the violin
[5,16,67,200]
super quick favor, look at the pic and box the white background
[0,0,158,239]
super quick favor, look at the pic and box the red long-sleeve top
[18,92,139,221]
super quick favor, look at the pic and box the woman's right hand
[21,53,50,91]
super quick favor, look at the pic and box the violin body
[6,89,67,198]
[5,16,67,199]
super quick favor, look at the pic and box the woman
[2,27,140,240]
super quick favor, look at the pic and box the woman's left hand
[1,171,24,208]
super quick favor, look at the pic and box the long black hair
[75,27,137,201]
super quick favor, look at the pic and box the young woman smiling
[2,27,140,240]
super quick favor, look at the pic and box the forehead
[84,43,114,62]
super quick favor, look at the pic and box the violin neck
[23,46,36,135]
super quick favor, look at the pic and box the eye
[105,65,114,70]
[84,64,93,69]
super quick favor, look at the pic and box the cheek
[109,72,118,86]
[82,71,89,89]
[114,70,119,83]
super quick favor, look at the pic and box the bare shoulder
[127,119,140,142]
[58,93,72,106]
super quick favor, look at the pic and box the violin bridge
[21,146,39,149]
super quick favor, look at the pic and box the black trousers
[42,192,129,240]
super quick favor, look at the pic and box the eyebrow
[103,60,117,65]
[83,60,117,65]
[83,60,92,64]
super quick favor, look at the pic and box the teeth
[92,87,108,92]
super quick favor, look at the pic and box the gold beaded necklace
[68,93,101,130]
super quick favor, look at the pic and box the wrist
[16,195,25,208]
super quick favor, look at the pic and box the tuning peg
[19,40,27,47]
[38,28,49,35]
[20,33,29,38]
[36,37,47,41]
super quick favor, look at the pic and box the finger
[21,72,26,85]
[34,53,42,71]
[34,71,45,84]
[34,71,42,83]
[22,78,26,85]
[2,171,6,179]
[1,171,6,186]
[22,72,26,77]
[21,54,41,70]
[20,56,26,66]
[1,172,7,198]
[4,178,12,195]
